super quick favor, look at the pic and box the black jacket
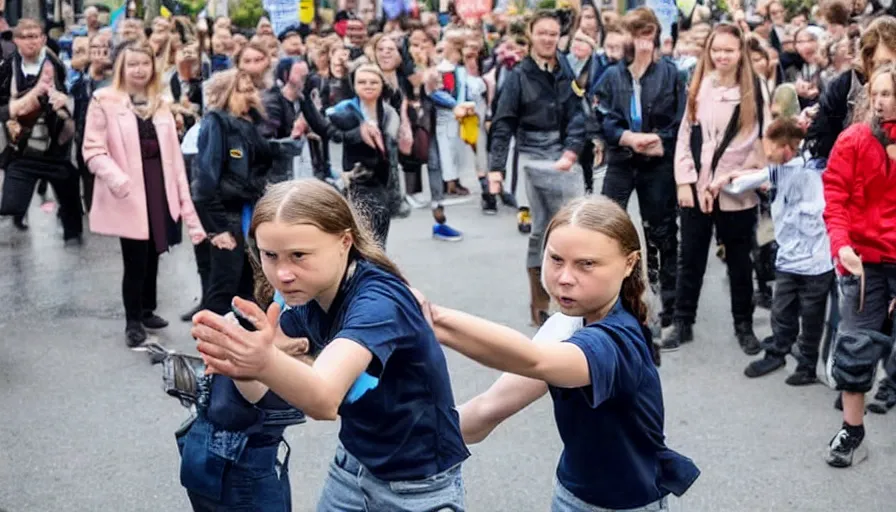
[0,50,75,172]
[595,58,685,165]
[806,69,863,160]
[328,97,398,187]
[192,109,276,234]
[488,54,586,172]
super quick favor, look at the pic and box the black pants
[120,237,160,323]
[348,182,390,248]
[403,161,423,195]
[768,270,835,363]
[194,240,212,305]
[1,161,83,240]
[602,161,678,317]
[676,205,757,325]
[204,221,255,316]
[580,140,594,193]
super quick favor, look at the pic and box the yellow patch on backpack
[571,81,585,98]
[229,149,243,158]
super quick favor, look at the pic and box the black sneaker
[142,313,169,330]
[481,194,498,215]
[744,353,785,378]
[180,303,203,322]
[825,427,868,468]
[735,322,761,356]
[866,382,896,414]
[785,363,818,386]
[125,321,148,350]
[661,322,693,352]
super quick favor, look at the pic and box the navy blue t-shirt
[279,260,470,481]
[550,301,700,509]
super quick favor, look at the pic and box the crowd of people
[3,0,896,510]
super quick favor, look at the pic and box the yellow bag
[459,114,479,146]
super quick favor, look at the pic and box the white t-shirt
[533,313,584,343]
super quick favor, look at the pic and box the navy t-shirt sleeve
[279,307,309,339]
[335,284,417,371]
[565,327,641,408]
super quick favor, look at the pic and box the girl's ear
[625,251,640,278]
[342,229,354,252]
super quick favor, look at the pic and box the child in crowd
[710,116,834,384]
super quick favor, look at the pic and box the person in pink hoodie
[82,41,206,349]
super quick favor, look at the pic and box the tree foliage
[230,0,267,28]
[781,0,815,16]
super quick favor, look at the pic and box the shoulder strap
[709,104,742,178]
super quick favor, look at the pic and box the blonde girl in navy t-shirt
[192,179,468,511]
[416,196,700,511]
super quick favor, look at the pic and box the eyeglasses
[15,33,42,40]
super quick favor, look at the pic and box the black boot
[744,352,786,378]
[867,379,896,414]
[125,321,148,349]
[735,322,761,355]
[661,321,693,352]
[479,177,497,215]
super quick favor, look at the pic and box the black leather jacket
[488,54,586,172]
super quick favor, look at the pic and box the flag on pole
[110,5,126,31]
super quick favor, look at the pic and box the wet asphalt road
[2,170,896,512]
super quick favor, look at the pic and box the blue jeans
[316,444,465,512]
[551,481,668,512]
[177,417,292,512]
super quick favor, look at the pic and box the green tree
[781,0,814,16]
[230,0,267,29]
[537,0,556,8]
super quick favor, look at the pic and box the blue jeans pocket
[178,418,229,502]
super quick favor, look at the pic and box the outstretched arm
[431,305,590,389]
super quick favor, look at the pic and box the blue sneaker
[432,223,463,241]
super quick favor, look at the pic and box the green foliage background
[230,0,268,28]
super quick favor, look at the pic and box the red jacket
[823,121,896,274]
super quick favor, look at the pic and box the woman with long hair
[192,179,469,511]
[822,64,896,467]
[328,64,406,247]
[663,23,768,354]
[192,69,276,318]
[415,196,699,511]
[82,41,206,348]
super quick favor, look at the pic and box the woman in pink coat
[82,40,206,349]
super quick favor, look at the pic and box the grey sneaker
[825,428,868,468]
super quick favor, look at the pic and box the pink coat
[674,78,769,212]
[82,88,205,243]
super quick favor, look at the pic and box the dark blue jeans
[177,416,292,512]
